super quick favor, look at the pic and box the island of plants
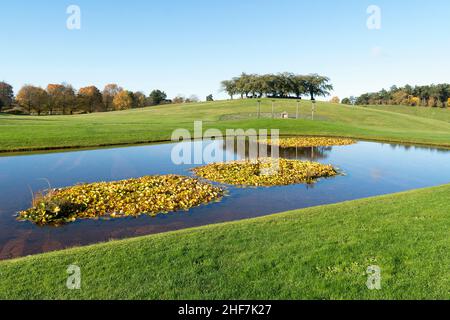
[192,158,338,187]
[260,137,356,148]
[19,175,224,225]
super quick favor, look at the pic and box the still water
[0,140,449,259]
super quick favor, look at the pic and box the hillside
[1,99,450,152]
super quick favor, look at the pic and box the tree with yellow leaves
[330,96,340,104]
[77,86,102,113]
[113,90,133,110]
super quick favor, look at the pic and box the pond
[1,139,450,260]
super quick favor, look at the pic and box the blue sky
[1,0,450,100]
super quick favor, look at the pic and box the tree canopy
[148,90,168,106]
[221,73,333,100]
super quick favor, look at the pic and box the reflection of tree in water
[221,138,332,161]
[387,142,450,154]
[278,146,332,161]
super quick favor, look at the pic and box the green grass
[366,104,450,123]
[1,184,449,300]
[1,99,450,152]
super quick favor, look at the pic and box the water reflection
[0,139,449,260]
[221,138,332,161]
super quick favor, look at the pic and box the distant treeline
[344,84,450,108]
[0,82,177,115]
[221,73,333,100]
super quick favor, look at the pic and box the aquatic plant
[192,158,338,187]
[260,137,356,148]
[19,175,223,226]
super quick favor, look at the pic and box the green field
[1,99,450,152]
[1,100,449,300]
[1,185,449,300]
[366,104,450,123]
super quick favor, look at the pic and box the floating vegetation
[192,158,338,187]
[19,175,224,226]
[260,137,356,148]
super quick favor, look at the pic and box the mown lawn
[1,184,449,300]
[1,99,450,152]
[366,104,450,123]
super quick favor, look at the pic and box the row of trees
[221,73,333,100]
[348,84,450,107]
[0,81,171,115]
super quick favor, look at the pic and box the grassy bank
[1,99,450,152]
[1,184,449,300]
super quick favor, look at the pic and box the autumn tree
[172,95,185,104]
[186,95,200,103]
[330,96,340,104]
[132,91,147,108]
[60,84,77,115]
[354,83,450,107]
[112,90,133,110]
[102,84,123,111]
[46,84,74,115]
[0,81,14,112]
[78,86,102,113]
[16,85,48,115]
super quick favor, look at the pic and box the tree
[341,98,351,105]
[60,84,76,115]
[46,84,67,115]
[113,90,134,110]
[436,84,450,108]
[16,85,48,115]
[78,86,102,113]
[132,91,147,108]
[330,96,340,104]
[0,81,14,112]
[16,85,34,114]
[34,88,49,115]
[186,95,200,103]
[291,75,307,99]
[148,90,167,105]
[206,94,214,102]
[102,84,122,111]
[172,95,185,104]
[391,90,409,105]
[304,74,333,100]
[221,80,238,99]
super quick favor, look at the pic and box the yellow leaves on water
[261,137,356,148]
[192,158,338,187]
[19,175,224,226]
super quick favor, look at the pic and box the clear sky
[1,0,450,100]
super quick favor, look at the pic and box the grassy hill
[1,184,449,300]
[1,99,450,152]
[1,99,449,300]
[366,104,450,123]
